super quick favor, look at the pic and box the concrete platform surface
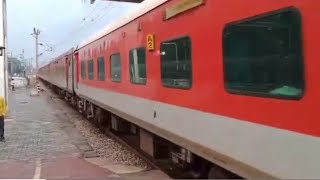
[0,87,170,179]
[85,157,170,179]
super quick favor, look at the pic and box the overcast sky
[7,0,138,66]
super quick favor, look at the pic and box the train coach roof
[49,48,74,63]
[78,0,169,49]
[39,48,73,68]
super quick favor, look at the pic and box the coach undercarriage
[58,91,241,179]
[39,79,243,179]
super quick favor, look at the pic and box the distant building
[8,57,22,77]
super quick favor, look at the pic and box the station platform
[0,87,170,179]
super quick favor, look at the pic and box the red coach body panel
[39,0,320,178]
[77,0,319,137]
[40,50,73,91]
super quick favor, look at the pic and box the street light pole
[29,58,33,74]
[31,28,40,72]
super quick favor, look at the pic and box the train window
[98,57,105,81]
[81,61,86,79]
[110,53,121,82]
[223,8,304,100]
[129,48,146,85]
[160,36,192,89]
[88,59,94,80]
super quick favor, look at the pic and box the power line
[48,1,104,51]
[51,2,117,52]
[91,4,117,23]
[80,3,116,33]
[82,0,105,23]
[45,2,127,63]
[50,2,114,51]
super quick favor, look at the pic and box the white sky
[7,0,138,66]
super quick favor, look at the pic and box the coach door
[65,57,69,89]
[74,52,80,89]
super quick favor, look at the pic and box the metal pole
[35,33,38,70]
[30,58,33,74]
[2,0,8,103]
[31,28,40,73]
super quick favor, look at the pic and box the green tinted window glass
[98,57,105,81]
[81,61,86,79]
[129,48,146,85]
[160,37,192,89]
[88,59,94,80]
[110,53,121,82]
[223,9,304,99]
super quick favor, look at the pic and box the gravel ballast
[47,90,150,169]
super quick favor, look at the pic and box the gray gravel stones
[54,99,150,169]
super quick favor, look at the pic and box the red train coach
[39,0,320,179]
[39,49,74,97]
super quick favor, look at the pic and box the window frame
[110,53,122,82]
[129,47,147,85]
[222,7,305,100]
[160,35,193,90]
[81,60,86,80]
[97,57,105,81]
[87,59,94,80]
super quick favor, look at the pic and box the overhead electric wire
[46,1,119,61]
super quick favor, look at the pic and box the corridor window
[110,53,121,82]
[81,61,86,79]
[88,59,94,80]
[129,48,146,85]
[223,8,304,99]
[160,36,192,89]
[98,57,105,81]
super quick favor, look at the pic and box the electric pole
[31,27,40,72]
[21,49,24,60]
